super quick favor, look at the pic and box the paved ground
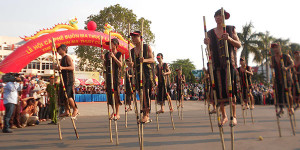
[1,100,300,150]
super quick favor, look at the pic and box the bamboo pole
[123,54,128,128]
[202,45,207,114]
[202,45,213,132]
[127,23,142,146]
[180,66,184,120]
[289,51,298,128]
[51,38,62,140]
[102,35,113,143]
[109,32,120,145]
[236,70,246,124]
[269,49,282,137]
[221,8,235,150]
[155,74,160,130]
[245,71,254,123]
[162,69,176,130]
[139,19,145,150]
[279,51,295,136]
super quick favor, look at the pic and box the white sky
[0,0,298,69]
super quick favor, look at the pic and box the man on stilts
[130,31,155,123]
[270,43,294,116]
[292,50,300,110]
[101,38,123,120]
[237,58,254,110]
[204,9,241,126]
[175,69,185,109]
[155,53,171,113]
[57,44,79,118]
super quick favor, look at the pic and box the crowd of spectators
[0,75,59,133]
[75,85,105,94]
[167,82,274,105]
[0,73,275,133]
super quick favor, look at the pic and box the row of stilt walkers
[201,7,297,150]
[94,20,186,149]
[50,7,298,150]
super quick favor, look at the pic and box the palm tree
[237,22,263,65]
[257,31,274,83]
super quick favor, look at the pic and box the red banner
[0,30,132,73]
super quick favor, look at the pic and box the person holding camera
[20,98,39,127]
[2,75,22,133]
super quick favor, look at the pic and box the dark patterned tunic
[105,51,122,106]
[238,66,252,100]
[131,44,154,111]
[125,69,132,105]
[59,55,75,105]
[293,64,300,97]
[207,26,237,103]
[175,75,184,101]
[272,54,293,105]
[156,63,169,105]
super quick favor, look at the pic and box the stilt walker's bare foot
[246,104,249,109]
[230,117,237,126]
[242,105,246,110]
[115,115,120,120]
[72,109,79,118]
[279,109,284,115]
[126,107,131,112]
[290,108,295,115]
[141,115,152,123]
[157,110,164,114]
[110,113,114,120]
[129,105,132,111]
[221,117,228,126]
[141,116,148,123]
[209,109,216,114]
[277,109,284,117]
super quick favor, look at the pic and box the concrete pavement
[1,101,300,150]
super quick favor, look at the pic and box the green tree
[252,72,267,85]
[75,4,155,72]
[257,31,274,82]
[290,43,300,58]
[237,22,263,65]
[169,59,196,83]
[274,38,290,54]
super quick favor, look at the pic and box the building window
[37,63,40,70]
[50,63,53,69]
[32,62,36,69]
[28,63,32,69]
[42,63,46,70]
[46,63,49,70]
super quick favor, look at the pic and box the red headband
[271,43,279,48]
[156,56,162,59]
